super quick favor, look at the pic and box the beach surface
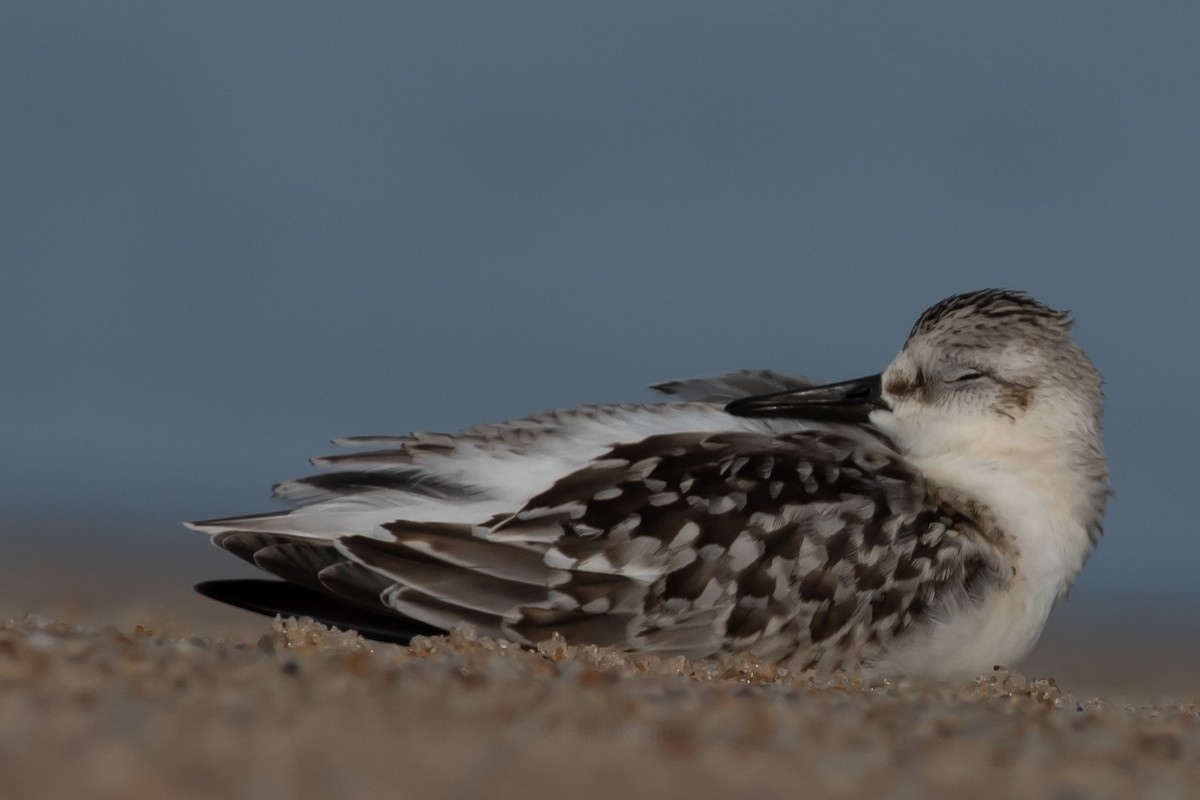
[4,537,1199,800]
[3,615,1199,800]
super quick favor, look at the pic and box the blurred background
[3,3,1197,696]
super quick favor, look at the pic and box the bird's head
[726,289,1105,470]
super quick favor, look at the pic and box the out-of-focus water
[3,4,1199,657]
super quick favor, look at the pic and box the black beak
[724,374,886,422]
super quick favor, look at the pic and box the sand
[2,612,1198,800]
[4,536,1196,799]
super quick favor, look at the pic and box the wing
[192,401,829,537]
[192,372,841,538]
[203,429,1003,669]
[650,369,813,403]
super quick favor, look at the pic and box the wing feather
[196,412,1003,667]
[650,369,813,402]
[337,535,549,616]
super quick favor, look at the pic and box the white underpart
[868,393,1097,678]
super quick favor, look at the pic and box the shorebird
[189,289,1108,679]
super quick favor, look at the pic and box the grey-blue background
[3,4,1196,656]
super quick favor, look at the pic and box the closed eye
[946,369,986,383]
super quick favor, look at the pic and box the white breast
[869,451,1095,680]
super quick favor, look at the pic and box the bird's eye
[946,369,986,384]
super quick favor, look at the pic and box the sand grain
[1,615,1196,800]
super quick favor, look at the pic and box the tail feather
[253,541,345,593]
[316,561,395,609]
[383,585,509,636]
[338,535,549,616]
[380,520,556,584]
[187,512,294,535]
[210,530,304,562]
[272,468,479,504]
[508,606,636,648]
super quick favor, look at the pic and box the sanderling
[189,289,1108,679]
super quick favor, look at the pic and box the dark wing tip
[194,579,441,645]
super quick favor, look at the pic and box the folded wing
[193,421,1001,666]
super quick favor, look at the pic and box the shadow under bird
[190,289,1108,680]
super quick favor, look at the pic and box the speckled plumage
[190,289,1108,679]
